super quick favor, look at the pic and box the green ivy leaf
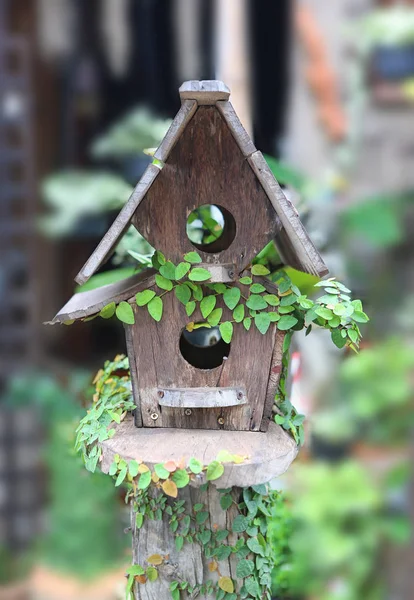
[146,566,158,582]
[115,467,127,487]
[183,251,202,264]
[138,470,152,490]
[159,261,177,280]
[251,264,270,276]
[196,511,209,524]
[223,287,241,310]
[155,274,173,291]
[99,302,116,319]
[333,303,347,316]
[213,283,227,294]
[152,250,166,268]
[207,308,222,327]
[348,328,359,344]
[233,304,245,323]
[263,294,279,307]
[115,301,135,324]
[175,284,192,305]
[154,463,170,479]
[243,317,251,331]
[128,460,139,478]
[136,513,144,529]
[172,469,190,488]
[215,530,229,542]
[175,535,184,552]
[188,457,203,474]
[236,559,255,579]
[220,494,233,510]
[245,577,261,597]
[188,268,211,282]
[315,307,334,320]
[255,312,271,335]
[185,301,196,317]
[280,293,297,306]
[246,295,267,310]
[232,515,249,533]
[219,322,233,344]
[108,461,118,476]
[331,329,347,348]
[136,290,156,306]
[193,285,203,301]
[175,262,191,280]
[246,537,265,556]
[269,312,280,322]
[206,460,225,481]
[353,310,369,323]
[277,315,298,330]
[215,545,232,561]
[147,296,163,322]
[200,295,217,318]
[250,283,266,294]
[239,276,252,285]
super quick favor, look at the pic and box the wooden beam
[216,100,256,157]
[153,99,197,162]
[179,80,230,104]
[75,164,161,285]
[248,151,329,277]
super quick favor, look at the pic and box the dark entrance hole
[179,325,231,369]
[186,204,236,253]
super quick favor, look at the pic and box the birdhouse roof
[74,80,327,286]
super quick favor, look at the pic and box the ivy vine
[68,249,368,354]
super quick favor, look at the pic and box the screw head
[237,391,243,400]
[228,270,235,279]
[217,417,225,425]
[184,409,192,416]
[150,412,159,421]
[157,390,164,398]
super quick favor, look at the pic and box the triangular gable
[75,80,327,286]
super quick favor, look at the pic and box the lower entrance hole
[179,325,231,370]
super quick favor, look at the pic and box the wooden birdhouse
[52,80,327,433]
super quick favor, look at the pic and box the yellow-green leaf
[218,577,234,593]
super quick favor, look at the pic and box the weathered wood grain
[51,270,156,323]
[74,164,161,285]
[129,283,277,431]
[124,324,143,427]
[100,414,298,488]
[158,387,246,409]
[247,151,328,277]
[133,107,282,274]
[153,99,197,162]
[179,79,230,104]
[216,100,256,157]
[130,486,241,600]
[261,331,286,432]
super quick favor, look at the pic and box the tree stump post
[101,416,298,599]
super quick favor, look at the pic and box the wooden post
[100,416,298,598]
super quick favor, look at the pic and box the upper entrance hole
[186,204,236,253]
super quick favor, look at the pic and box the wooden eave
[51,269,156,324]
[74,79,327,287]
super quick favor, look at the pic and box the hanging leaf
[251,264,270,276]
[154,463,170,479]
[255,312,271,335]
[207,308,222,327]
[200,295,217,318]
[219,321,233,344]
[213,283,227,294]
[183,251,202,264]
[128,460,140,478]
[206,460,224,481]
[155,274,173,291]
[315,307,334,320]
[175,284,191,305]
[146,566,158,582]
[175,262,191,280]
[331,329,347,348]
[152,250,166,268]
[185,301,196,317]
[175,536,184,552]
[115,302,135,324]
[277,315,298,330]
[138,470,151,490]
[232,515,249,533]
[250,283,266,294]
[99,302,116,319]
[193,285,203,301]
[188,457,203,474]
[239,276,252,285]
[218,577,234,594]
[263,294,279,306]
[246,294,267,311]
[136,290,156,306]
[172,469,190,488]
[162,479,178,498]
[188,267,211,282]
[353,310,369,323]
[236,559,255,579]
[233,304,245,323]
[164,460,177,472]
[147,296,163,322]
[269,312,280,322]
[220,494,233,510]
[159,261,177,280]
[115,467,127,487]
[223,287,241,310]
[243,317,251,331]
